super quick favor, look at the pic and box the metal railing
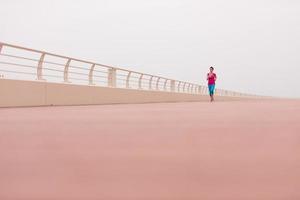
[0,42,257,97]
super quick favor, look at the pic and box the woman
[207,66,217,102]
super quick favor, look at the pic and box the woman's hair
[210,66,214,70]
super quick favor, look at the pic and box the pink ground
[0,100,300,200]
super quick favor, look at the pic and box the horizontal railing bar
[44,74,67,79]
[116,78,128,82]
[93,70,107,74]
[95,80,107,84]
[92,74,107,79]
[116,73,130,77]
[0,61,36,69]
[42,68,87,77]
[0,61,108,80]
[115,73,167,81]
[68,77,89,81]
[0,69,36,76]
[0,53,39,62]
[0,53,108,74]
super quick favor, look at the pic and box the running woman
[207,66,217,102]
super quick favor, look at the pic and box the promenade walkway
[0,99,299,200]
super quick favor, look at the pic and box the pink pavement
[0,99,300,200]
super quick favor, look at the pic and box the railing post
[64,58,71,83]
[108,68,116,87]
[177,81,181,92]
[187,84,191,93]
[37,53,45,80]
[156,77,161,90]
[0,43,3,78]
[183,82,186,93]
[149,76,153,90]
[89,64,95,85]
[171,80,175,92]
[163,79,168,91]
[126,71,131,88]
[138,74,143,89]
[191,84,194,94]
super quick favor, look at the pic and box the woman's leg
[208,85,213,101]
[208,84,215,102]
[211,84,215,101]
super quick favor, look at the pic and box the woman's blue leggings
[208,84,215,95]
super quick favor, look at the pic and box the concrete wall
[0,79,243,107]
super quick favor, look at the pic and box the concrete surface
[0,99,300,200]
[0,79,254,108]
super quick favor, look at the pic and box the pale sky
[1,0,300,97]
